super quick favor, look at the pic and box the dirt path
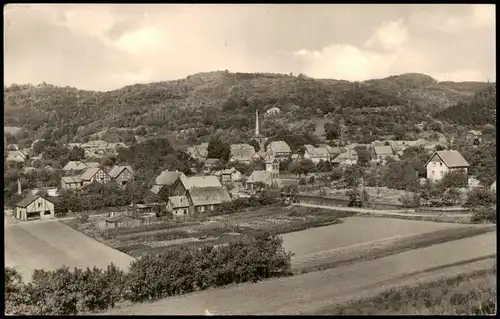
[103,232,496,315]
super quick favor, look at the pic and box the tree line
[5,234,293,315]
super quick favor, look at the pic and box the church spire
[255,108,260,137]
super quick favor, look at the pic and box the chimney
[17,179,22,195]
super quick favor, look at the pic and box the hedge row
[5,234,293,315]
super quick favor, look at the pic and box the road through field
[104,232,496,315]
[5,220,135,281]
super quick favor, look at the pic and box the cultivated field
[5,220,135,282]
[64,206,354,258]
[281,216,465,256]
[103,232,496,315]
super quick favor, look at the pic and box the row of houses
[61,164,135,190]
[9,149,490,223]
[185,137,452,169]
[150,171,232,216]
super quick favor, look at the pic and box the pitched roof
[108,165,134,179]
[188,187,231,206]
[373,146,394,156]
[468,130,482,136]
[168,195,190,208]
[246,170,273,184]
[332,149,358,163]
[80,167,105,181]
[305,145,329,158]
[185,175,222,189]
[6,151,26,162]
[62,175,82,183]
[85,162,100,168]
[15,194,53,208]
[154,170,185,186]
[63,161,88,171]
[268,141,292,153]
[266,106,281,113]
[426,150,470,168]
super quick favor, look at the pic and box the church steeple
[255,108,260,137]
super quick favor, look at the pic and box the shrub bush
[5,234,292,315]
[465,187,496,207]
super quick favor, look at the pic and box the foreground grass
[313,268,497,315]
[293,225,495,274]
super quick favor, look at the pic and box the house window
[121,181,127,186]
[440,171,444,176]
[44,210,51,215]
[433,162,436,167]
[38,203,41,208]
[439,162,443,167]
[432,170,435,176]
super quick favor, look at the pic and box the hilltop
[436,84,496,126]
[4,71,494,147]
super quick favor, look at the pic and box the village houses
[245,157,280,191]
[229,143,256,164]
[107,165,135,187]
[165,175,231,216]
[61,167,112,190]
[186,142,209,161]
[266,141,292,160]
[265,106,281,116]
[466,130,482,146]
[425,150,470,182]
[214,167,243,184]
[6,150,28,163]
[150,170,188,196]
[372,145,395,165]
[331,149,358,166]
[303,144,330,163]
[62,161,100,172]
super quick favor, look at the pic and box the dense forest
[3,71,495,148]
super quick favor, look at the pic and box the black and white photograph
[4,3,496,315]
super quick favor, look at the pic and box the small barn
[105,214,143,229]
[14,194,55,221]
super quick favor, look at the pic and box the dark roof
[15,194,53,208]
[425,150,470,168]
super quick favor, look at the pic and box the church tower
[253,108,267,151]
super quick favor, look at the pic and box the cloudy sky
[4,4,496,91]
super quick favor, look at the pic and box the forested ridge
[4,71,494,146]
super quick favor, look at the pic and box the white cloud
[114,26,164,55]
[432,70,488,82]
[4,4,496,89]
[292,15,493,82]
[365,18,408,51]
